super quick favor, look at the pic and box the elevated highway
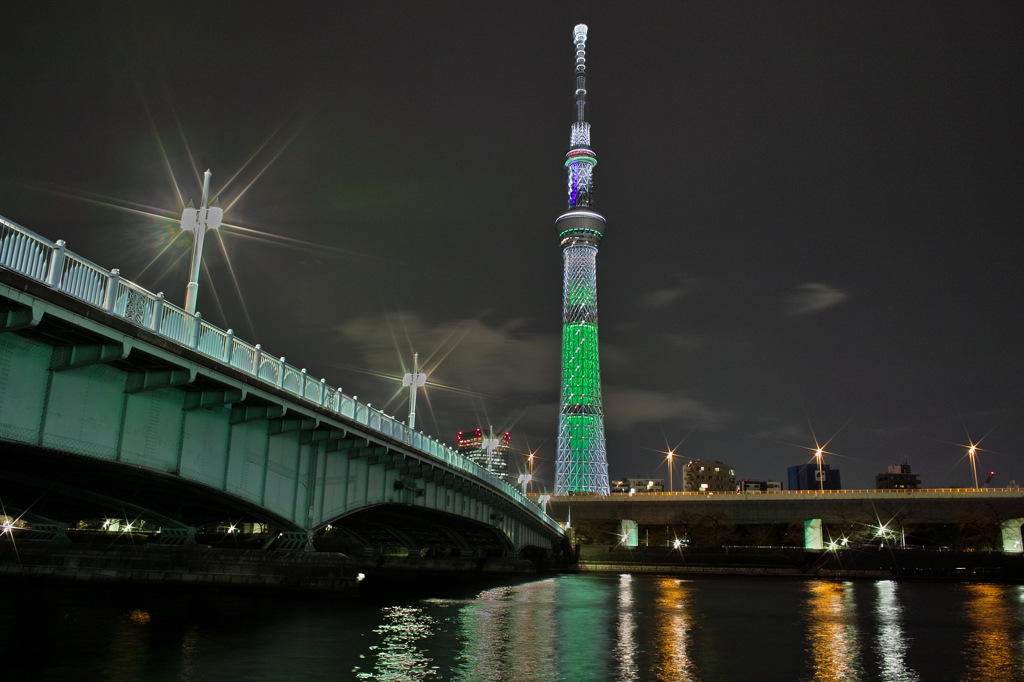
[546,489,1024,551]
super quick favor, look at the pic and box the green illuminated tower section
[555,24,609,495]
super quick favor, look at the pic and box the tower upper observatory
[554,23,610,496]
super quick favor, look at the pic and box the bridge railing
[0,215,548,524]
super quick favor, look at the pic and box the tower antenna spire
[554,24,610,496]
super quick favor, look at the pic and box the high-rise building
[456,427,511,482]
[554,24,610,496]
[788,463,842,491]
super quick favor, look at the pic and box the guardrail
[549,488,1023,498]
[0,214,553,527]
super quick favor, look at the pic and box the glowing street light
[968,445,979,490]
[402,352,427,430]
[179,170,224,315]
[815,447,824,492]
[526,451,536,493]
[667,450,675,493]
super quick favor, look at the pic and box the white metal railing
[0,214,551,528]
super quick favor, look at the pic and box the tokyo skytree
[554,24,610,496]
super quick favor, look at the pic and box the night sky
[3,2,1023,490]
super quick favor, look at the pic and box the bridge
[0,215,566,563]
[546,489,1024,552]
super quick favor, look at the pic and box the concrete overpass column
[805,519,823,551]
[1001,518,1024,553]
[621,519,638,548]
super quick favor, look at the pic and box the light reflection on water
[874,580,918,682]
[356,605,438,680]
[652,577,700,681]
[615,574,639,681]
[962,582,1021,681]
[804,580,864,681]
[451,581,559,681]
[6,575,1024,680]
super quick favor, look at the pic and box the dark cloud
[786,283,849,316]
[2,2,1023,489]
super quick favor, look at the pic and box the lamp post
[667,450,674,493]
[968,445,979,490]
[527,451,535,493]
[402,352,427,430]
[180,170,223,315]
[815,447,824,492]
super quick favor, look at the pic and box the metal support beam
[126,368,197,393]
[0,300,44,332]
[265,530,314,551]
[184,388,246,410]
[151,526,197,545]
[299,428,348,445]
[268,417,319,436]
[50,340,130,371]
[324,439,361,454]
[230,404,286,424]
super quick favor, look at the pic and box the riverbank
[575,544,1024,581]
[0,541,542,593]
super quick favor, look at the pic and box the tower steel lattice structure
[554,24,610,496]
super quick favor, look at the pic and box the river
[2,573,1023,681]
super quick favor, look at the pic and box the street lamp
[527,451,536,493]
[667,450,675,493]
[968,445,979,490]
[402,352,427,430]
[815,447,824,492]
[179,170,223,315]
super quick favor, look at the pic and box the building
[554,24,611,496]
[876,463,921,490]
[788,463,842,491]
[456,427,511,483]
[611,478,665,494]
[682,460,736,492]
[741,479,783,492]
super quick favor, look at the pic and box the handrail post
[104,268,120,312]
[151,292,164,332]
[301,368,308,395]
[254,344,263,378]
[279,358,287,388]
[319,378,327,406]
[46,239,66,288]
[223,329,235,364]
[191,313,202,349]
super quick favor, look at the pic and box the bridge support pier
[1001,518,1024,553]
[620,519,638,548]
[804,519,823,551]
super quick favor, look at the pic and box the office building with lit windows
[682,460,736,492]
[456,428,511,483]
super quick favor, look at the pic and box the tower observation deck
[554,24,610,495]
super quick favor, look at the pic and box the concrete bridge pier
[804,519,823,550]
[620,519,638,548]
[1001,518,1024,553]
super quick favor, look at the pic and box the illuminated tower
[554,24,610,496]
